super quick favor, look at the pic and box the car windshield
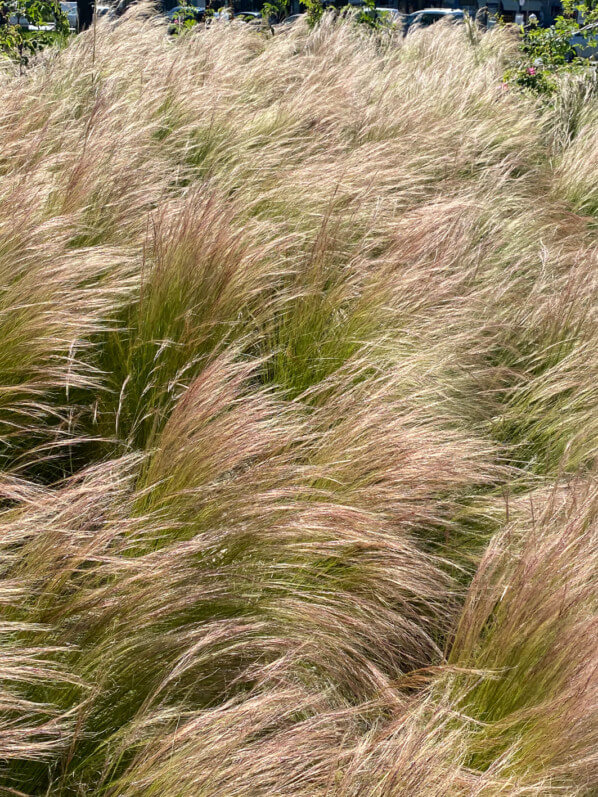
[409,10,462,25]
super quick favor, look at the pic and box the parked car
[404,7,465,31]
[211,8,233,20]
[569,29,597,59]
[374,7,404,24]
[235,12,266,26]
[282,13,305,23]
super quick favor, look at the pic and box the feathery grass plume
[0,459,142,778]
[556,117,598,216]
[445,481,598,791]
[104,477,598,796]
[326,483,598,796]
[86,191,289,454]
[0,615,78,768]
[0,5,595,794]
[8,353,492,792]
[0,473,97,785]
[453,208,598,475]
[0,201,128,477]
[544,69,598,152]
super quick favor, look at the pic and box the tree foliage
[0,0,69,69]
[506,0,598,92]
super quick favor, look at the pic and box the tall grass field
[0,8,597,794]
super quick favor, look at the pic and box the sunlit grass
[0,7,596,795]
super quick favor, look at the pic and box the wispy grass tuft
[0,7,596,795]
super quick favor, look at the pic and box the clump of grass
[556,118,598,216]
[447,482,598,790]
[0,7,596,795]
